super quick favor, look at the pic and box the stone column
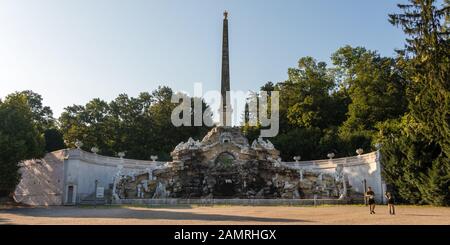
[219,11,232,126]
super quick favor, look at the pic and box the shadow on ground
[0,218,11,224]
[0,207,311,223]
[401,213,441,217]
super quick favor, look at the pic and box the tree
[0,95,45,197]
[108,92,154,159]
[146,87,212,160]
[5,90,55,131]
[59,86,212,161]
[389,0,449,153]
[243,57,350,161]
[5,90,65,152]
[271,127,323,161]
[332,46,408,155]
[379,0,449,205]
[60,98,116,155]
[282,57,338,129]
[44,128,65,152]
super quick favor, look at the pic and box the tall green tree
[270,57,340,160]
[5,91,65,152]
[389,0,449,153]
[332,46,408,155]
[0,95,45,196]
[378,0,449,205]
[243,57,349,161]
[5,91,55,131]
[282,57,339,129]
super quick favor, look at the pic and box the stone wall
[14,149,384,205]
[62,149,165,204]
[114,198,362,206]
[282,152,385,202]
[14,150,65,206]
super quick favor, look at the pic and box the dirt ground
[0,205,449,225]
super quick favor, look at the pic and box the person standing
[365,187,376,214]
[385,192,396,215]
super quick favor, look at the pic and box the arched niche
[215,152,236,166]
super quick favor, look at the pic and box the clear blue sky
[0,0,408,119]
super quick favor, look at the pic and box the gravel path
[1,205,449,225]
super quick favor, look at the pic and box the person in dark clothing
[385,192,396,215]
[365,187,376,214]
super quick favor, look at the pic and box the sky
[0,0,409,123]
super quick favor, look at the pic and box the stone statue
[251,140,258,149]
[334,165,344,182]
[141,180,149,192]
[175,142,185,151]
[265,139,275,149]
[112,165,124,200]
[152,182,168,199]
[251,137,275,150]
[136,184,143,198]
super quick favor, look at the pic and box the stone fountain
[112,126,350,200]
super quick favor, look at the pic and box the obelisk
[220,11,232,126]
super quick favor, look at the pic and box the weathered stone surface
[14,151,65,205]
[113,126,350,200]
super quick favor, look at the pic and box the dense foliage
[0,95,45,196]
[59,86,212,160]
[243,47,407,161]
[377,0,449,205]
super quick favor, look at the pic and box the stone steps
[114,198,364,206]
